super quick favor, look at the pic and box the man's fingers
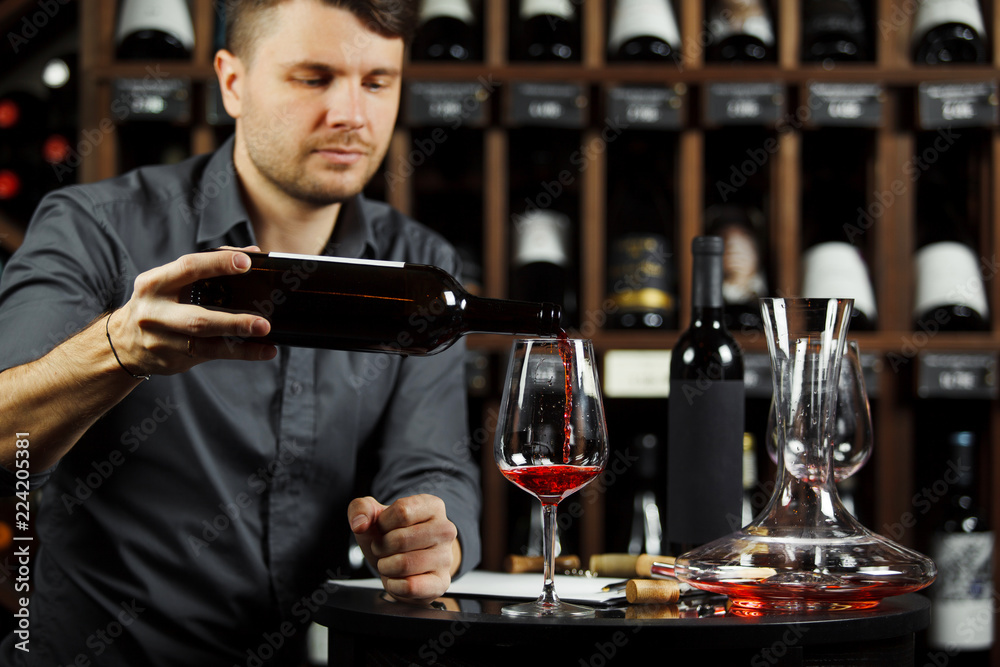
[145,248,254,294]
[155,301,270,340]
[369,518,457,559]
[374,495,444,533]
[376,545,454,580]
[382,573,450,605]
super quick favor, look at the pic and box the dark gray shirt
[0,138,481,666]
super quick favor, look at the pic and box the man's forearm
[0,314,142,471]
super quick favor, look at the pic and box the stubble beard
[243,126,386,207]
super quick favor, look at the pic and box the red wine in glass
[494,337,608,617]
[501,465,602,503]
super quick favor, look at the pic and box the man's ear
[214,49,244,119]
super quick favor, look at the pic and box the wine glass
[766,340,872,482]
[494,337,609,617]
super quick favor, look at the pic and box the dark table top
[315,579,931,649]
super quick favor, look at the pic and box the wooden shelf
[66,3,1000,660]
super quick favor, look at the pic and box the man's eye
[297,78,327,87]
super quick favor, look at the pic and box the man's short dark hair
[223,0,417,62]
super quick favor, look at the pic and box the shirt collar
[194,135,378,259]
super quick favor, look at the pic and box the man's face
[232,1,403,206]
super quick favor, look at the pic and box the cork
[587,553,640,578]
[503,554,581,574]
[625,604,681,620]
[626,579,681,605]
[636,554,675,578]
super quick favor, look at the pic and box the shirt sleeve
[368,250,483,578]
[0,188,131,493]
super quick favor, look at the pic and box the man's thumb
[348,496,384,533]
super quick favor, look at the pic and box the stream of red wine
[557,329,571,464]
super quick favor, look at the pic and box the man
[0,0,481,663]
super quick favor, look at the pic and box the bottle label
[607,234,673,312]
[708,0,775,45]
[911,0,986,48]
[419,0,476,23]
[929,531,994,650]
[913,241,989,318]
[115,0,196,49]
[608,0,681,51]
[270,252,405,269]
[510,210,570,268]
[801,242,878,319]
[520,0,574,20]
[667,379,746,545]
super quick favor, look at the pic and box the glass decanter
[674,297,936,613]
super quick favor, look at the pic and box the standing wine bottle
[913,142,989,332]
[605,137,676,330]
[927,432,993,662]
[115,0,195,60]
[801,0,868,62]
[516,0,580,61]
[412,0,480,61]
[801,131,878,331]
[667,236,745,554]
[182,251,563,354]
[912,0,988,64]
[607,0,681,62]
[706,0,776,62]
[704,204,768,332]
[510,210,573,327]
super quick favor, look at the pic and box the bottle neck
[461,294,562,336]
[691,252,725,320]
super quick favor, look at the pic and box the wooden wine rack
[28,1,1000,658]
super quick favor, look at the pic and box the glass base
[500,599,595,617]
[675,531,937,614]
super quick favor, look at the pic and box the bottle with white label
[516,0,579,61]
[927,432,993,663]
[706,0,776,62]
[182,251,562,355]
[510,209,573,327]
[913,137,989,332]
[412,0,480,61]
[607,0,681,62]
[115,0,195,60]
[801,130,878,331]
[911,0,988,64]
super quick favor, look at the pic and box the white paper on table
[330,571,629,606]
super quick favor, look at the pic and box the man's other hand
[347,494,461,605]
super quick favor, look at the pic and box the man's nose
[325,82,365,130]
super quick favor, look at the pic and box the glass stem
[539,501,560,606]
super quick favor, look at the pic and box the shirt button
[290,382,303,396]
